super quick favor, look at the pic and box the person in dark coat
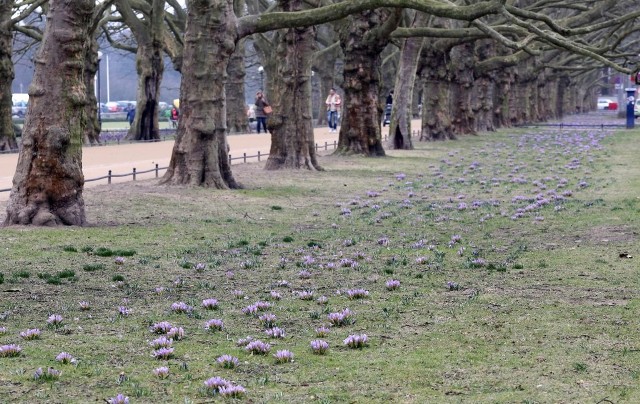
[254,91,270,134]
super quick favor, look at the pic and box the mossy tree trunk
[336,9,401,156]
[161,0,240,188]
[0,1,17,151]
[265,0,321,170]
[4,0,94,226]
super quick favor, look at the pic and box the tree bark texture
[388,12,427,150]
[226,37,250,134]
[0,1,17,151]
[470,40,496,133]
[4,0,93,226]
[336,9,400,156]
[265,0,322,171]
[83,38,101,145]
[161,0,240,189]
[449,42,476,136]
[118,0,164,142]
[420,41,455,141]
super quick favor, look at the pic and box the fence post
[258,151,261,162]
[229,154,232,164]
[243,153,247,163]
[108,170,112,184]
[155,163,159,177]
[333,140,337,149]
[133,168,136,181]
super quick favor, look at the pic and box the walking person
[170,106,179,128]
[255,91,270,134]
[325,88,341,132]
[126,104,136,127]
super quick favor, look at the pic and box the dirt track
[0,128,348,202]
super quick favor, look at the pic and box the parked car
[11,100,27,118]
[597,97,613,110]
[105,101,122,112]
[635,99,640,118]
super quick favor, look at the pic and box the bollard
[133,168,136,181]
[229,154,232,164]
[325,141,328,150]
[258,151,261,162]
[108,170,112,184]
[243,153,247,163]
[155,163,159,177]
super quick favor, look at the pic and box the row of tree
[2,0,639,226]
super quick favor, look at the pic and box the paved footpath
[0,127,350,202]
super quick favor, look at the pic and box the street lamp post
[97,51,102,129]
[258,65,264,91]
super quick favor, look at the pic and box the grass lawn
[0,125,639,403]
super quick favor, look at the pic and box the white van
[12,93,28,118]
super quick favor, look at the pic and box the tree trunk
[83,38,101,145]
[0,2,17,151]
[4,0,93,226]
[336,9,400,156]
[449,42,476,136]
[389,12,427,150]
[127,43,163,141]
[226,37,250,134]
[420,41,455,141]
[493,66,514,128]
[471,40,495,133]
[265,0,322,170]
[161,0,240,189]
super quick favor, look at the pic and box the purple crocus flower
[216,354,239,369]
[55,352,76,364]
[20,328,41,340]
[107,394,129,404]
[153,366,169,379]
[204,319,224,332]
[273,349,294,363]
[310,339,329,354]
[201,299,219,310]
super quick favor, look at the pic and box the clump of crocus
[269,291,282,300]
[385,279,401,290]
[0,344,22,357]
[0,327,6,335]
[297,290,314,300]
[277,280,291,288]
[167,327,185,340]
[265,327,285,339]
[315,326,330,337]
[171,302,193,314]
[153,366,169,379]
[195,262,206,272]
[255,301,271,311]
[152,347,174,360]
[78,301,91,311]
[201,299,219,310]
[47,314,63,327]
[219,384,247,398]
[236,336,254,347]
[232,290,245,299]
[343,334,369,349]
[20,328,41,340]
[150,336,173,349]
[55,352,77,364]
[204,376,229,393]
[216,354,239,369]
[259,313,277,328]
[346,289,369,299]
[114,257,125,265]
[327,308,355,326]
[117,306,131,317]
[273,350,294,364]
[245,340,271,355]
[298,270,312,279]
[310,339,329,355]
[150,321,173,334]
[155,287,166,294]
[242,304,258,316]
[107,394,129,404]
[204,319,224,332]
[446,281,461,291]
[34,367,61,381]
[316,296,328,305]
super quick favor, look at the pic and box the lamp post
[258,65,264,91]
[97,51,102,129]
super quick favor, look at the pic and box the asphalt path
[0,128,345,202]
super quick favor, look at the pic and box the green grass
[0,127,639,402]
